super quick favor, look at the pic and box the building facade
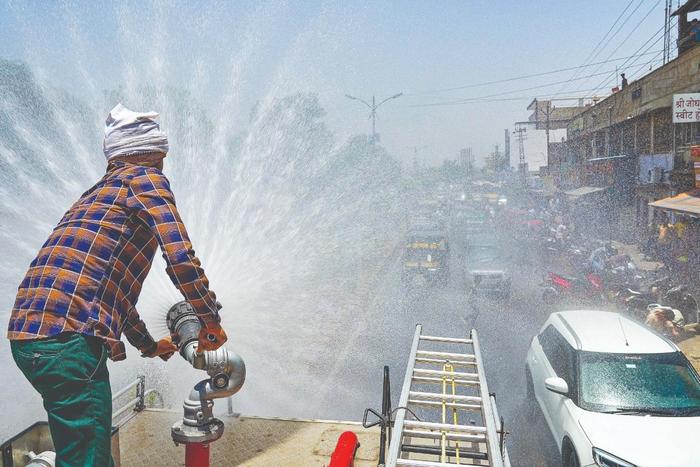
[562,36,700,236]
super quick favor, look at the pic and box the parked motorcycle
[619,278,698,324]
[664,285,700,324]
[541,271,605,309]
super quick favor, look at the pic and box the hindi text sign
[673,94,700,123]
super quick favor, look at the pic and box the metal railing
[112,375,161,425]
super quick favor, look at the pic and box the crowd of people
[645,218,700,279]
[508,197,699,342]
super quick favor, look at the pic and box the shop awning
[563,186,607,199]
[649,190,700,217]
[587,155,630,164]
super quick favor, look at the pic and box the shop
[649,190,700,286]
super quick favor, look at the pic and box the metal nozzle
[167,301,246,445]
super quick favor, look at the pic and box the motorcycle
[664,285,700,324]
[618,278,698,324]
[541,271,605,309]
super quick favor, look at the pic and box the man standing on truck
[7,104,228,467]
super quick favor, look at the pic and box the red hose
[185,443,210,467]
[329,431,360,467]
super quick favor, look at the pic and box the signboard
[673,93,700,123]
[692,145,700,159]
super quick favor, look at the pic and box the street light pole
[345,92,403,144]
[371,95,376,141]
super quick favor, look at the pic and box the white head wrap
[103,103,169,161]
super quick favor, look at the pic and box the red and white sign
[692,145,700,159]
[673,94,700,123]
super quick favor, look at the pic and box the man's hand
[197,323,228,353]
[142,337,179,361]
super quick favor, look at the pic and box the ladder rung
[409,390,482,404]
[403,428,486,443]
[408,399,482,411]
[402,444,488,461]
[413,368,479,379]
[403,420,487,434]
[411,376,480,386]
[397,459,484,467]
[420,335,473,344]
[416,357,477,367]
[416,350,476,361]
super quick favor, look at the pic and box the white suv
[525,310,700,467]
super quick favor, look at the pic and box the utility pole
[345,92,403,144]
[514,126,528,185]
[663,0,672,64]
[543,103,553,168]
[504,129,511,169]
[532,99,553,168]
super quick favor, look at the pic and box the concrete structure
[119,410,380,466]
[519,99,586,174]
[562,22,700,235]
[566,44,700,166]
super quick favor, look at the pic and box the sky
[0,0,681,167]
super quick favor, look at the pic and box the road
[289,219,562,466]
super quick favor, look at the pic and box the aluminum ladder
[386,325,510,467]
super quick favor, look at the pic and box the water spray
[166,301,246,466]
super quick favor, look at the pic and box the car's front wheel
[524,366,537,416]
[525,366,534,399]
[563,445,580,467]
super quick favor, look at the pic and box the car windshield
[467,245,500,264]
[579,351,700,414]
[405,248,442,262]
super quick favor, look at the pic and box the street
[241,213,563,466]
[342,220,561,466]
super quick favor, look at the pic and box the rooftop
[554,310,677,354]
[567,44,700,137]
[118,410,380,467]
[671,0,700,17]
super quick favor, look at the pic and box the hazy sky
[0,0,678,167]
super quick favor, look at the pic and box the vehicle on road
[541,271,604,309]
[465,234,511,298]
[526,310,700,467]
[401,229,450,287]
[452,205,490,235]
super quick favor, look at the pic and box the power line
[607,26,676,88]
[416,68,633,106]
[556,0,640,95]
[560,0,644,96]
[405,49,664,96]
[409,56,663,108]
[625,37,677,82]
[591,16,675,94]
[572,0,663,93]
[408,88,604,108]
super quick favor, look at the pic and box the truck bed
[119,409,380,467]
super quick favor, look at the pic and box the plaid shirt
[7,161,220,361]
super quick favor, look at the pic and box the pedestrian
[657,222,674,268]
[690,18,700,43]
[620,73,628,89]
[7,104,228,467]
[645,307,684,339]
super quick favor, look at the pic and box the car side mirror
[544,376,569,396]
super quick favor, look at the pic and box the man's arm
[126,167,220,327]
[122,305,157,354]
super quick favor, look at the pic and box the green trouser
[11,332,114,467]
